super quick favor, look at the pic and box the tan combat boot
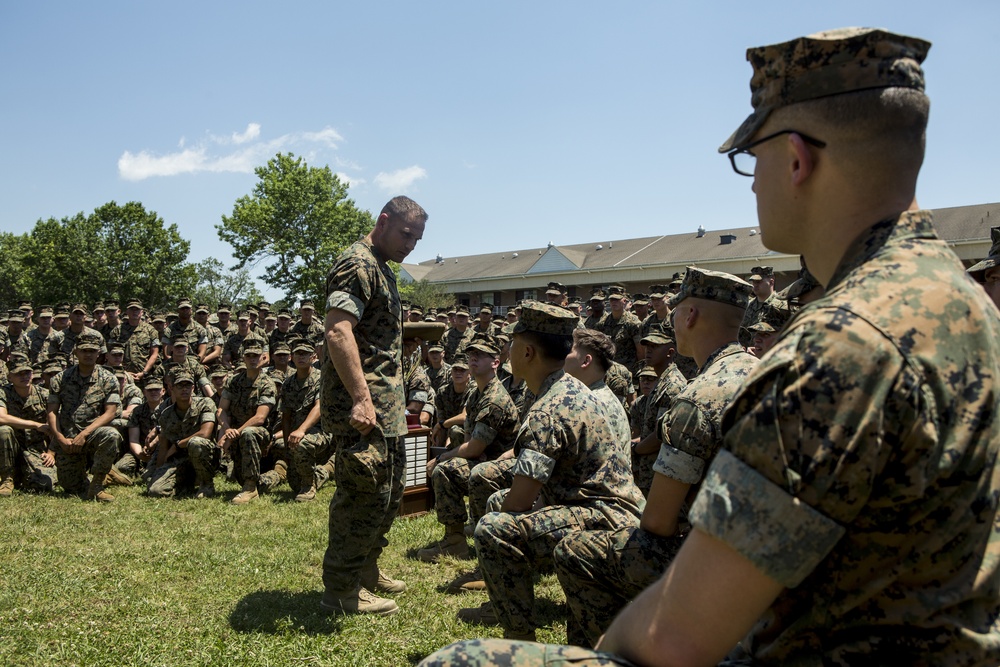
[361,563,407,595]
[456,600,500,626]
[231,479,258,505]
[0,475,14,497]
[104,467,134,487]
[446,567,486,594]
[194,484,215,499]
[416,525,469,562]
[320,586,399,616]
[294,484,316,502]
[86,477,114,502]
[257,460,287,492]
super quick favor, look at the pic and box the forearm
[634,432,661,455]
[326,325,369,406]
[441,437,487,463]
[142,348,159,374]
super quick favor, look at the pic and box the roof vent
[512,252,518,258]
[596,244,603,250]
[720,234,737,245]
[455,259,459,263]
[697,225,706,238]
[547,241,554,248]
[749,229,757,236]
[436,254,443,264]
[609,241,613,248]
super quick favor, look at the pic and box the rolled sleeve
[512,448,556,484]
[326,290,365,322]
[690,449,845,588]
[408,389,429,404]
[652,442,705,485]
[471,421,498,446]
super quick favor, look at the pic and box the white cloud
[232,123,261,144]
[118,124,345,181]
[374,165,427,193]
[336,172,365,187]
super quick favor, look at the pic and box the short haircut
[518,330,573,362]
[381,196,428,224]
[572,329,615,373]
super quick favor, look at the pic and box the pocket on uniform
[336,431,389,492]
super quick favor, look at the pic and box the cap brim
[666,292,686,309]
[718,108,771,153]
[968,257,999,282]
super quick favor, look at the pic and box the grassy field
[0,480,570,667]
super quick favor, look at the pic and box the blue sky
[2,2,997,300]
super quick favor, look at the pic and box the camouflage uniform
[441,326,475,364]
[114,397,160,477]
[223,330,265,365]
[45,325,106,364]
[147,396,217,497]
[501,371,535,424]
[24,327,52,364]
[633,362,687,495]
[434,378,472,447]
[690,211,1000,662]
[280,367,332,491]
[151,356,213,397]
[0,382,57,492]
[164,319,208,357]
[420,640,630,667]
[556,341,757,646]
[425,361,452,395]
[475,369,644,636]
[589,380,630,455]
[110,320,160,378]
[48,365,122,494]
[431,376,519,527]
[604,361,634,410]
[221,369,276,485]
[321,238,408,593]
[289,318,324,348]
[600,310,642,373]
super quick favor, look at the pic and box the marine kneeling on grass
[46,332,122,502]
[0,353,58,496]
[145,368,217,498]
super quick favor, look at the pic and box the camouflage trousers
[475,505,624,635]
[286,432,334,492]
[630,451,655,497]
[322,430,405,592]
[54,426,121,495]
[0,426,56,492]
[468,457,515,525]
[145,455,195,497]
[419,639,635,666]
[554,525,684,647]
[430,456,478,526]
[184,436,220,487]
[228,426,271,484]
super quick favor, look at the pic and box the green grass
[0,481,569,666]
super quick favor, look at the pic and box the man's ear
[789,133,816,187]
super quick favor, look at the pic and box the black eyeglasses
[727,130,827,177]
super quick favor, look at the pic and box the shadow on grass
[229,589,344,635]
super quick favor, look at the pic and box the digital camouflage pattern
[45,325,106,363]
[223,330,265,365]
[473,369,643,635]
[222,369,276,484]
[151,356,212,395]
[633,362,687,495]
[289,317,324,347]
[0,382,57,492]
[24,326,52,364]
[425,361,452,394]
[321,238,406,438]
[441,326,475,365]
[280,367,331,489]
[150,396,217,494]
[109,320,160,375]
[968,225,1000,280]
[420,639,634,667]
[589,380,630,455]
[435,378,472,427]
[719,27,931,152]
[280,367,321,432]
[0,382,50,450]
[600,310,642,372]
[603,361,634,410]
[164,319,207,356]
[669,266,753,310]
[692,211,1000,663]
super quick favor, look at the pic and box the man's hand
[426,457,438,477]
[34,422,52,436]
[57,433,77,453]
[287,428,306,448]
[349,398,377,435]
[218,428,240,451]
[41,451,55,467]
[71,431,89,449]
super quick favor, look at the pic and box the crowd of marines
[4,24,1000,667]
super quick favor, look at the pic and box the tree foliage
[217,153,374,304]
[398,278,455,310]
[16,201,196,310]
[190,257,264,310]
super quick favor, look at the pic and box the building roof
[402,202,1000,288]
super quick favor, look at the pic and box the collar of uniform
[827,210,936,293]
[361,237,390,265]
[536,367,567,399]
[699,341,750,375]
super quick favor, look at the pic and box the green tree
[190,257,264,310]
[398,278,454,311]
[217,153,374,303]
[20,201,196,310]
[0,232,31,309]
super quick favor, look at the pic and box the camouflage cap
[290,338,314,353]
[545,282,566,296]
[968,227,1000,282]
[607,285,627,301]
[466,332,500,356]
[7,309,24,323]
[637,365,659,380]
[18,300,32,310]
[512,300,579,337]
[71,303,89,315]
[264,314,277,322]
[589,287,606,302]
[7,354,31,374]
[177,298,193,309]
[640,322,675,346]
[749,265,774,282]
[75,333,103,350]
[451,354,470,370]
[169,367,195,385]
[668,272,684,290]
[107,341,125,354]
[746,321,778,334]
[151,312,166,323]
[648,285,668,299]
[42,358,65,374]
[272,342,291,355]
[37,305,54,317]
[217,302,232,314]
[479,302,494,314]
[455,305,470,316]
[92,301,105,313]
[237,310,250,321]
[144,378,164,389]
[241,338,264,355]
[668,266,753,310]
[277,308,293,320]
[258,301,272,311]
[104,300,118,310]
[758,302,792,330]
[410,304,424,316]
[632,293,649,306]
[170,335,189,347]
[779,265,823,301]
[195,303,210,314]
[126,298,143,309]
[209,367,230,379]
[720,27,931,153]
[427,342,445,352]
